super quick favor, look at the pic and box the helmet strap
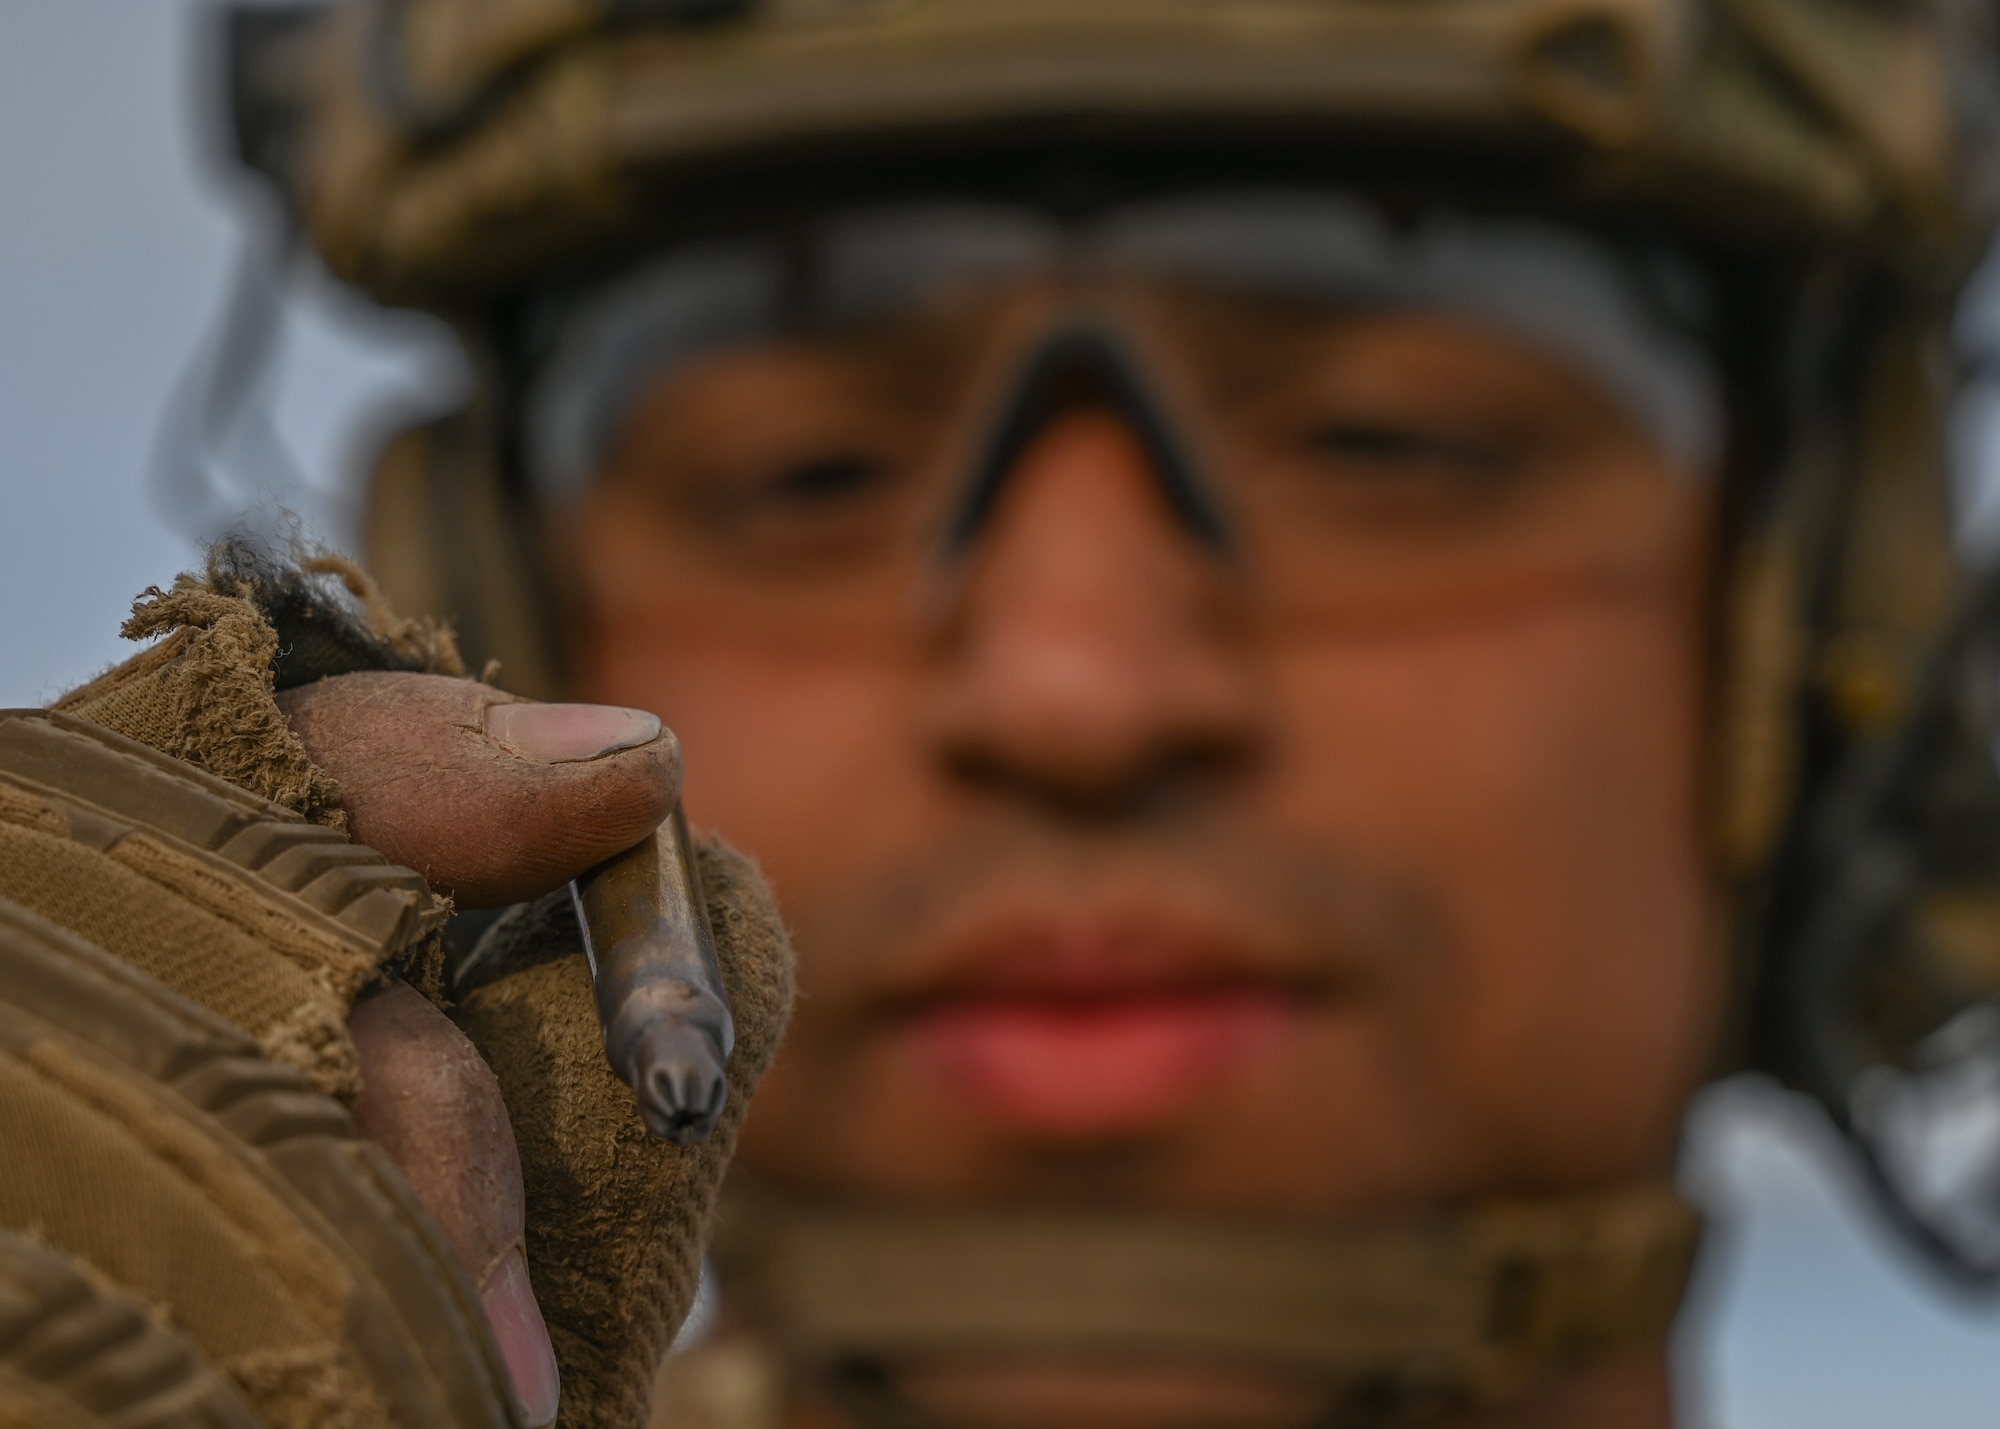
[709,1177,1700,1427]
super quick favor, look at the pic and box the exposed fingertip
[484,702,662,765]
[479,1246,560,1427]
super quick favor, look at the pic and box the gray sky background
[4,6,2000,1425]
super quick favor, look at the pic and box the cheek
[1265,597,1725,1182]
[564,499,919,905]
[571,627,913,904]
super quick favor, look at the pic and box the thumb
[278,671,680,908]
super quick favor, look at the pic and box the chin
[880,1361,1333,1429]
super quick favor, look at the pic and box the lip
[884,907,1327,1137]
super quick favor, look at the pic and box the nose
[925,407,1265,815]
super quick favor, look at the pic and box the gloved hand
[0,549,793,1429]
[286,671,794,1429]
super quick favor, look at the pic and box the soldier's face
[561,287,1725,1220]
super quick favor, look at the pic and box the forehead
[525,193,1723,500]
[618,288,1667,451]
[535,194,1713,344]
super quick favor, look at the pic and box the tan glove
[0,548,794,1429]
[0,707,505,1428]
[452,856,792,1429]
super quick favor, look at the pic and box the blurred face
[561,275,1725,1423]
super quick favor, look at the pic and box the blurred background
[4,6,2000,1425]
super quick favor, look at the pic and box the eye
[763,453,886,506]
[691,438,930,571]
[1305,421,1517,485]
[699,447,900,523]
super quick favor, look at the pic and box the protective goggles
[526,193,1724,637]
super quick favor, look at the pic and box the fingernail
[485,702,661,764]
[479,1247,561,1427]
